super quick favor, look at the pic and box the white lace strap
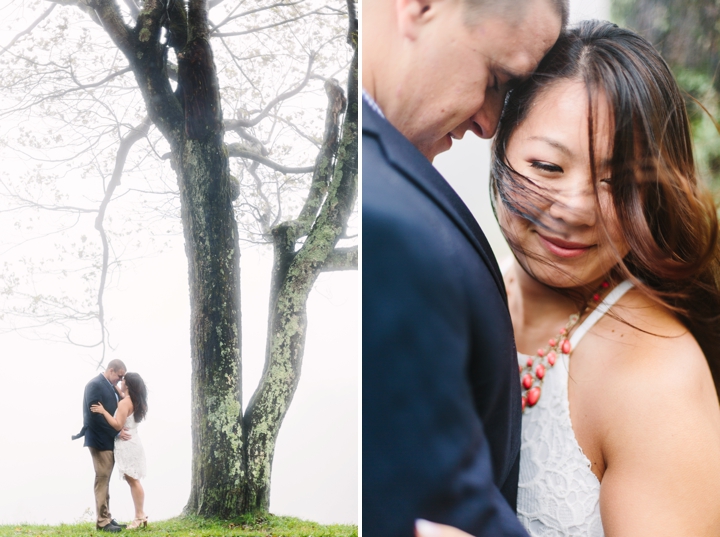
[569,280,634,348]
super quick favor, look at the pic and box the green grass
[0,514,357,537]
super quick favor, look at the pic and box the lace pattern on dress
[114,413,146,480]
[516,281,633,537]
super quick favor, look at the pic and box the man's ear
[396,0,437,40]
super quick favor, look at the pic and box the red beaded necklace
[519,280,610,411]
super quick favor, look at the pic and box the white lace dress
[114,413,146,480]
[516,281,633,537]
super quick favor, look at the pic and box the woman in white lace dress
[91,372,149,530]
[485,20,720,536]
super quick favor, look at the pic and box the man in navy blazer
[363,0,566,535]
[73,359,129,532]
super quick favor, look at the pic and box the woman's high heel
[127,516,148,529]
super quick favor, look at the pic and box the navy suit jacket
[362,100,527,537]
[74,373,119,451]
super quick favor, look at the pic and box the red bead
[526,357,534,368]
[602,281,609,288]
[521,396,527,411]
[548,338,557,347]
[561,339,571,354]
[547,351,556,365]
[560,328,567,335]
[593,293,600,301]
[537,348,545,357]
[519,364,523,374]
[522,373,533,390]
[535,364,546,379]
[527,386,541,406]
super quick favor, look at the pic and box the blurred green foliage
[612,0,720,191]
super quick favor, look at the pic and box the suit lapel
[363,101,508,304]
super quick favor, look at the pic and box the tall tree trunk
[242,42,358,512]
[180,136,244,516]
[176,6,245,518]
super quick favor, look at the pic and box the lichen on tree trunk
[178,138,245,516]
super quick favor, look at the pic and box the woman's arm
[90,397,134,431]
[593,303,720,535]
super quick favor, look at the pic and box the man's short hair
[107,359,127,372]
[463,0,569,29]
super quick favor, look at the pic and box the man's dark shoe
[110,520,127,529]
[98,523,122,532]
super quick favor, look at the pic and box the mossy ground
[0,514,357,537]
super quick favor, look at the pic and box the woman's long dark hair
[124,372,148,423]
[491,20,720,393]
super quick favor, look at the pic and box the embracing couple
[73,359,149,532]
[363,0,720,536]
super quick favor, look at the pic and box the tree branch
[49,0,102,24]
[94,117,151,367]
[121,0,140,20]
[88,0,133,55]
[224,54,315,129]
[320,246,357,271]
[69,66,132,89]
[291,23,357,267]
[212,9,340,37]
[227,144,314,174]
[211,2,304,31]
[296,78,346,232]
[0,3,56,56]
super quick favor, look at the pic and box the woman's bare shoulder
[589,290,720,533]
[589,287,705,374]
[585,287,720,445]
[119,396,134,413]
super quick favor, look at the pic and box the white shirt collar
[362,89,385,119]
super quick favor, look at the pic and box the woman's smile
[536,232,595,258]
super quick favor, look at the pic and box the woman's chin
[518,259,603,290]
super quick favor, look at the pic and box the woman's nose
[546,181,597,228]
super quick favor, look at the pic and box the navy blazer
[362,100,527,537]
[73,373,119,451]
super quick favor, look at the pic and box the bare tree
[0,0,356,517]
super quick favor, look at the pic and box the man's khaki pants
[89,447,114,528]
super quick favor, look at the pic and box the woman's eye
[530,161,563,173]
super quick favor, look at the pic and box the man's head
[363,0,567,161]
[104,359,127,386]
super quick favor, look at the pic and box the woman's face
[499,79,629,289]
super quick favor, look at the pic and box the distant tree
[0,0,356,517]
[613,0,720,185]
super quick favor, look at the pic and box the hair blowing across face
[123,372,148,423]
[491,20,720,395]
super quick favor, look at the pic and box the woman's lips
[537,233,594,258]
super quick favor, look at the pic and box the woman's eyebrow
[527,136,572,156]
